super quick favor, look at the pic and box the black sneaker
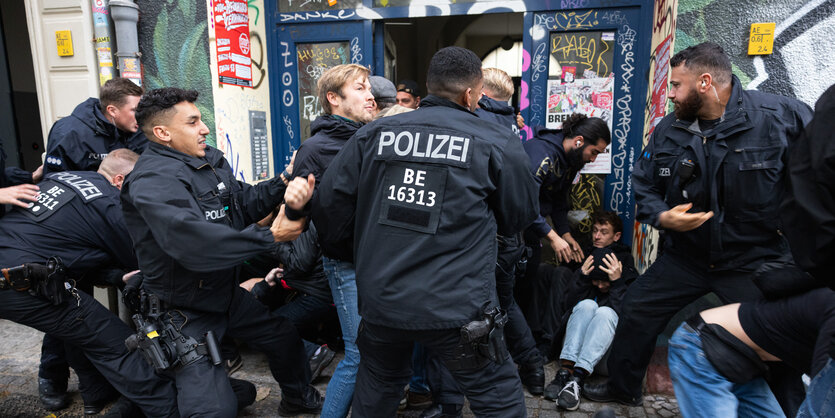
[225,353,243,376]
[557,376,582,411]
[277,385,323,416]
[38,377,69,411]
[308,344,336,382]
[583,381,643,406]
[544,368,571,400]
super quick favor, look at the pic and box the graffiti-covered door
[271,21,372,168]
[522,7,650,245]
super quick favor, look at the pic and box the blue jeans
[322,257,361,418]
[798,357,835,418]
[668,323,784,418]
[410,343,431,393]
[559,299,618,373]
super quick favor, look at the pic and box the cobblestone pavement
[0,319,680,417]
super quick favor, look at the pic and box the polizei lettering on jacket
[376,129,471,166]
[48,172,103,201]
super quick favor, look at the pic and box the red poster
[213,0,252,87]
[648,34,672,134]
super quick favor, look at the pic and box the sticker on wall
[748,22,775,55]
[214,0,253,87]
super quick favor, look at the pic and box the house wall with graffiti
[676,0,835,107]
[137,0,216,146]
[209,0,275,182]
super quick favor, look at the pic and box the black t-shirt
[738,288,835,376]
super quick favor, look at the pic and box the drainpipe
[109,0,142,86]
[91,0,117,86]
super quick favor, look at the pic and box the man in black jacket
[543,211,636,410]
[584,42,813,416]
[44,77,147,174]
[122,87,321,417]
[314,46,539,417]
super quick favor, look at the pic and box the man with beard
[517,114,609,342]
[584,42,813,416]
[291,63,375,418]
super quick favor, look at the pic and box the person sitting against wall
[543,211,637,411]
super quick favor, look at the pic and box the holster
[688,315,769,383]
[1,258,67,305]
[447,307,509,370]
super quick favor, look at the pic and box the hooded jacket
[45,98,148,174]
[633,75,812,271]
[523,128,579,237]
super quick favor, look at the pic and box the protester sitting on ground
[543,211,637,410]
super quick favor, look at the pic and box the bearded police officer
[0,150,180,417]
[121,87,322,417]
[314,46,539,417]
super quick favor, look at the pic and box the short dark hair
[426,47,483,101]
[136,87,199,138]
[562,113,611,147]
[99,78,143,113]
[670,42,732,85]
[592,211,623,235]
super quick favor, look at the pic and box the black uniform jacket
[0,171,136,274]
[313,95,539,329]
[633,76,812,271]
[121,142,286,312]
[475,96,520,138]
[523,128,576,238]
[45,98,148,175]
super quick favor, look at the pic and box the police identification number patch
[21,180,76,222]
[379,162,447,234]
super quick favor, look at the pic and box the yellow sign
[55,30,74,57]
[748,23,775,55]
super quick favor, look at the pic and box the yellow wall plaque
[55,30,74,57]
[748,23,775,55]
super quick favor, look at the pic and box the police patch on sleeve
[20,180,76,222]
[378,161,447,234]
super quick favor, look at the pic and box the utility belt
[685,314,769,383]
[124,290,221,373]
[446,305,508,371]
[0,257,78,306]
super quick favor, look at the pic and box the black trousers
[496,234,540,365]
[606,252,805,415]
[39,283,116,404]
[0,288,178,417]
[352,320,526,418]
[166,286,312,418]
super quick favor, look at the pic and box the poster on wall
[214,0,252,87]
[547,30,615,174]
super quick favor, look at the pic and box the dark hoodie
[293,114,363,183]
[45,97,148,175]
[523,127,580,237]
[475,96,520,137]
[564,241,637,316]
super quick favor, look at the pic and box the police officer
[44,77,147,175]
[584,42,813,416]
[121,87,322,417]
[314,46,539,417]
[0,150,179,417]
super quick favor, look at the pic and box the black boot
[583,381,643,406]
[38,377,69,411]
[519,356,545,396]
[419,403,463,418]
[277,385,323,416]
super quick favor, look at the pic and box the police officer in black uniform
[121,87,322,417]
[44,78,147,175]
[314,46,539,417]
[0,149,180,417]
[584,42,813,416]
